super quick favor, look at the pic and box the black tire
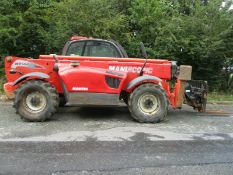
[128,83,168,123]
[59,96,67,107]
[14,80,59,122]
[121,91,129,105]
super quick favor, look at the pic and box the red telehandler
[3,36,207,123]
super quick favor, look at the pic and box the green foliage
[44,0,132,55]
[129,0,233,89]
[0,58,4,92]
[208,91,233,102]
[227,73,233,92]
[0,0,233,92]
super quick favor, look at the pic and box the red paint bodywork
[4,55,181,108]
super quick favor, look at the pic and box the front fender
[13,72,50,86]
[127,75,162,91]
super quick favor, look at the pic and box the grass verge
[0,76,5,93]
[208,92,233,103]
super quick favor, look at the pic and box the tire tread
[128,83,168,123]
[14,80,59,122]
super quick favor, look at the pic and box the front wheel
[14,80,59,122]
[128,83,168,123]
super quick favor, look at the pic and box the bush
[0,60,4,92]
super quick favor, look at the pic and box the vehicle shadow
[54,106,133,122]
[54,105,199,124]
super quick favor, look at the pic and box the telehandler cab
[4,36,207,123]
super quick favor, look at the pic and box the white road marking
[0,127,233,142]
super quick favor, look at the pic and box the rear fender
[12,72,50,86]
[127,75,162,92]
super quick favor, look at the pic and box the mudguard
[127,75,162,91]
[13,72,50,86]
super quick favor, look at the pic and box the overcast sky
[222,0,233,10]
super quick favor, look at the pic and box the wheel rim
[24,91,47,113]
[138,93,160,115]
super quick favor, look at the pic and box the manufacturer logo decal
[72,87,89,91]
[11,60,45,69]
[109,66,153,74]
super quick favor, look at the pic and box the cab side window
[84,41,120,57]
[66,41,85,56]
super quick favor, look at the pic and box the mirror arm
[139,42,148,76]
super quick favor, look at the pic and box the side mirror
[140,42,148,59]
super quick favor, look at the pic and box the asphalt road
[0,102,233,175]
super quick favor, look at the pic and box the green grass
[0,76,5,93]
[208,92,233,102]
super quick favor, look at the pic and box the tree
[0,0,233,91]
[44,0,130,54]
[129,0,233,89]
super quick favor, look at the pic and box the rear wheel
[14,80,59,122]
[128,83,168,123]
[59,96,67,107]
